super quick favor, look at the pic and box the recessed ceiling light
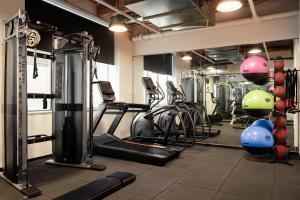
[217,0,243,12]
[181,55,192,60]
[248,48,262,54]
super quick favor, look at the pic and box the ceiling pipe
[132,10,298,42]
[248,0,260,21]
[41,0,109,27]
[263,42,271,63]
[93,0,162,35]
[192,51,216,64]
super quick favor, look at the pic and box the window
[143,70,174,105]
[93,62,119,104]
[27,50,52,112]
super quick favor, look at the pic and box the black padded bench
[54,171,136,200]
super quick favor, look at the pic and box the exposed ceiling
[189,39,294,69]
[90,0,299,36]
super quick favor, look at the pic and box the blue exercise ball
[240,126,274,154]
[251,119,274,133]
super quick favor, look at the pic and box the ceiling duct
[126,0,213,33]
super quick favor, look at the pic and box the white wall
[0,0,25,168]
[133,56,145,104]
[96,32,134,139]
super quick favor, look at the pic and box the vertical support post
[293,39,300,154]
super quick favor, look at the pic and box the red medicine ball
[273,145,289,160]
[274,100,286,113]
[274,59,284,73]
[274,72,286,85]
[273,116,287,128]
[274,86,286,98]
[272,128,288,145]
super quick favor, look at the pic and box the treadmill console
[98,81,116,102]
[142,77,157,95]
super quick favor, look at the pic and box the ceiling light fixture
[109,15,128,32]
[206,66,216,70]
[216,0,243,12]
[109,0,128,32]
[248,48,262,54]
[181,54,192,60]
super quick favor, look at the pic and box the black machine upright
[1,10,135,198]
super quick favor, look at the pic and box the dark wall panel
[144,54,173,75]
[26,0,114,64]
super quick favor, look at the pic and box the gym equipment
[285,69,298,112]
[208,93,223,125]
[181,70,221,137]
[272,128,288,145]
[164,80,196,144]
[274,100,286,113]
[1,10,133,198]
[54,171,136,200]
[242,90,274,117]
[251,119,273,133]
[240,55,270,85]
[274,72,286,85]
[92,81,180,166]
[272,145,289,160]
[273,115,287,128]
[271,58,292,165]
[274,59,284,73]
[176,77,220,138]
[130,77,191,147]
[240,126,274,154]
[274,86,286,98]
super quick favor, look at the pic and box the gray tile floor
[0,146,300,200]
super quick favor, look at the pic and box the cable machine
[1,10,104,197]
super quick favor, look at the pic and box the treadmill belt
[93,134,180,166]
[106,141,174,156]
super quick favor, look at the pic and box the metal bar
[143,8,197,20]
[189,0,207,21]
[248,0,259,19]
[27,93,55,99]
[41,0,109,27]
[192,51,215,64]
[263,42,271,63]
[93,0,162,35]
[160,19,207,30]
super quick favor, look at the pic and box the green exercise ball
[242,90,274,117]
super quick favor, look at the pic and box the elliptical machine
[130,77,190,148]
[161,81,196,143]
[208,93,223,125]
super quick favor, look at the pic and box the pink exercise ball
[240,56,270,85]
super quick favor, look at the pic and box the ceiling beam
[192,50,216,64]
[133,11,299,56]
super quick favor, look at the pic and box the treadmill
[92,81,180,166]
